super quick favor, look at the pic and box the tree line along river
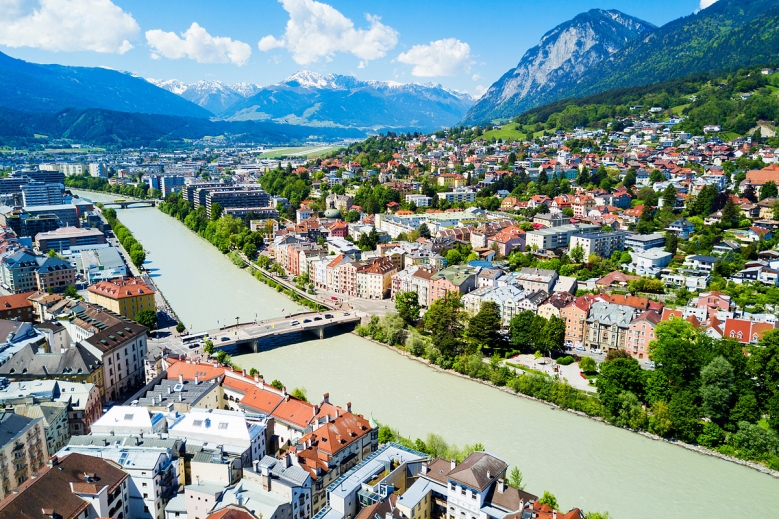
[75,190,779,519]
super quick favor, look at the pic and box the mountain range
[148,79,261,115]
[151,71,475,131]
[0,51,210,119]
[464,0,779,125]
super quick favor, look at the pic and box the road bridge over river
[193,311,361,353]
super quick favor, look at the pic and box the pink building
[626,310,661,360]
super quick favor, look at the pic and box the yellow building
[87,277,156,320]
[437,173,466,188]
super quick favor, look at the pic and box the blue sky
[0,0,711,95]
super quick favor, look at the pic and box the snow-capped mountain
[462,9,655,125]
[220,71,475,131]
[147,79,261,115]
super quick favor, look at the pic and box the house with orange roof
[723,318,777,344]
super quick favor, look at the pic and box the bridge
[102,200,157,209]
[200,311,361,353]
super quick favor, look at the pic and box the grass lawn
[506,362,550,377]
[671,104,689,115]
[259,145,343,159]
[481,123,527,142]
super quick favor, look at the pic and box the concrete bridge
[202,311,361,352]
[102,200,157,209]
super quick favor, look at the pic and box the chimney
[323,392,330,404]
[261,465,271,491]
[346,402,352,413]
[194,375,199,385]
[179,374,184,384]
[47,456,59,467]
[167,386,172,395]
[252,460,259,473]
[179,393,183,402]
[158,394,163,405]
[519,499,525,510]
[487,470,491,480]
[450,459,456,470]
[497,479,505,494]
[385,512,393,519]
[553,512,556,519]
[196,476,201,485]
[421,462,428,475]
[254,374,260,382]
[259,377,264,386]
[242,368,247,377]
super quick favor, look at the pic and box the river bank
[359,333,779,479]
[70,190,779,519]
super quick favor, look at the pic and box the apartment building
[205,187,272,219]
[525,224,599,251]
[569,231,625,259]
[87,277,156,320]
[585,302,636,352]
[515,268,558,293]
[35,226,107,253]
[0,411,48,499]
[624,232,666,252]
[0,453,130,519]
[625,310,661,360]
[439,188,477,204]
[21,181,65,207]
[0,250,76,293]
[356,257,397,299]
[429,266,478,303]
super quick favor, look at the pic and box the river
[75,190,779,518]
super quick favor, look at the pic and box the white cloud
[472,73,482,82]
[472,85,488,99]
[258,0,398,65]
[700,0,718,8]
[146,22,252,66]
[0,0,139,53]
[397,38,472,77]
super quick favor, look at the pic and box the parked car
[576,346,586,351]
[303,319,311,323]
[290,320,300,326]
[314,317,323,321]
[324,314,333,319]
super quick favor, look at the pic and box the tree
[580,356,598,374]
[242,242,258,258]
[291,387,308,401]
[541,316,566,356]
[249,367,260,377]
[446,249,462,265]
[623,169,636,189]
[615,391,648,429]
[424,292,465,358]
[748,330,779,405]
[668,390,701,442]
[731,421,779,458]
[378,425,395,444]
[135,309,157,331]
[509,311,538,353]
[648,400,672,436]
[662,184,677,211]
[507,467,525,490]
[215,350,232,366]
[63,285,79,298]
[649,320,705,390]
[538,491,558,511]
[760,180,778,201]
[271,379,284,390]
[346,210,361,223]
[596,357,645,417]
[700,356,734,424]
[211,202,223,220]
[720,199,740,227]
[395,291,421,325]
[664,233,678,255]
[418,223,432,239]
[468,302,503,351]
[130,249,146,268]
[176,322,185,334]
[569,243,584,263]
[203,340,214,354]
[729,392,760,426]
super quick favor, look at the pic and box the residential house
[625,311,661,359]
[356,257,398,300]
[87,277,156,321]
[585,302,636,352]
[429,266,478,304]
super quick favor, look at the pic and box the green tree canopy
[134,309,157,331]
[395,291,422,325]
[468,301,504,351]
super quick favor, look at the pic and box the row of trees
[66,174,160,199]
[102,207,146,267]
[594,320,779,467]
[158,194,264,256]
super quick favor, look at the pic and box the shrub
[556,356,575,365]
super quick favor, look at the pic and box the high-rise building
[21,182,65,207]
[88,163,107,178]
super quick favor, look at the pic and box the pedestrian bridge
[203,311,361,352]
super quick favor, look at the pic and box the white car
[290,320,300,326]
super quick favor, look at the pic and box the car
[290,320,300,326]
[303,319,312,323]
[324,314,333,319]
[647,361,656,368]
[188,343,200,349]
[576,346,586,351]
[314,317,323,321]
[220,336,230,342]
[343,312,350,316]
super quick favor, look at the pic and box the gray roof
[586,302,635,328]
[0,343,101,377]
[447,452,507,491]
[0,411,37,446]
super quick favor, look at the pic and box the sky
[0,0,716,96]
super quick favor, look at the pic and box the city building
[525,224,599,251]
[89,163,108,177]
[21,182,65,207]
[439,188,477,204]
[0,410,48,499]
[161,175,186,196]
[624,233,666,252]
[0,452,130,519]
[585,302,636,352]
[0,250,76,293]
[205,187,272,219]
[35,226,106,253]
[87,277,156,320]
[514,268,558,294]
[569,231,625,259]
[60,163,88,176]
[626,311,661,360]
[0,291,36,322]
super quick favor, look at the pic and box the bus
[182,332,209,345]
